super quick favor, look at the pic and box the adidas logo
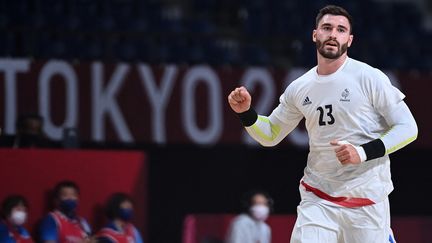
[302,96,312,106]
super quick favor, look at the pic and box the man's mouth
[325,41,338,47]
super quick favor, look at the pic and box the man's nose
[329,29,338,38]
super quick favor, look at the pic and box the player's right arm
[228,86,303,146]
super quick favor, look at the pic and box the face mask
[118,208,133,221]
[10,211,27,225]
[59,199,78,215]
[250,204,269,221]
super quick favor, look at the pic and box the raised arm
[228,86,303,147]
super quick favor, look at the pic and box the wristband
[237,108,258,127]
[360,139,386,161]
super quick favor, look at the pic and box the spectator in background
[96,193,144,243]
[0,195,34,243]
[0,113,53,148]
[14,114,48,148]
[225,190,273,243]
[39,181,93,243]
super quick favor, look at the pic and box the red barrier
[0,148,147,241]
[183,214,296,243]
[392,216,432,242]
[183,214,432,243]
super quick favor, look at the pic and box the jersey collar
[314,57,350,83]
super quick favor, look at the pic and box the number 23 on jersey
[317,105,335,126]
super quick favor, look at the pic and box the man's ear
[312,30,317,43]
[348,34,353,47]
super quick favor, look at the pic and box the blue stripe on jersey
[389,234,395,243]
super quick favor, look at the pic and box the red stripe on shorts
[301,181,375,208]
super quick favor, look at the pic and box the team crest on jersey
[340,88,350,102]
[302,96,312,106]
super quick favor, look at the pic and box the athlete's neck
[316,52,348,75]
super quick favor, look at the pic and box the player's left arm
[363,101,418,154]
[363,100,418,158]
[363,69,418,161]
[333,69,418,164]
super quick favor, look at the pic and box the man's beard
[316,38,348,59]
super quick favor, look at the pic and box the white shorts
[290,197,396,243]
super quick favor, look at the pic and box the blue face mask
[118,208,133,221]
[59,199,78,216]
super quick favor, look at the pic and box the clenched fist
[227,86,252,113]
[330,140,363,165]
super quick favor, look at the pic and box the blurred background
[0,0,431,242]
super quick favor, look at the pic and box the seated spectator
[96,193,144,243]
[225,190,273,243]
[0,195,34,243]
[0,113,54,148]
[39,181,93,243]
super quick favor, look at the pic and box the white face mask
[250,204,269,221]
[10,211,27,225]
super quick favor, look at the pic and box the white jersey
[245,57,417,205]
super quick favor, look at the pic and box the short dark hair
[53,180,80,200]
[316,5,353,33]
[241,189,274,214]
[105,192,133,220]
[1,195,28,219]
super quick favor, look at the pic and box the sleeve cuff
[237,108,258,127]
[354,146,367,163]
